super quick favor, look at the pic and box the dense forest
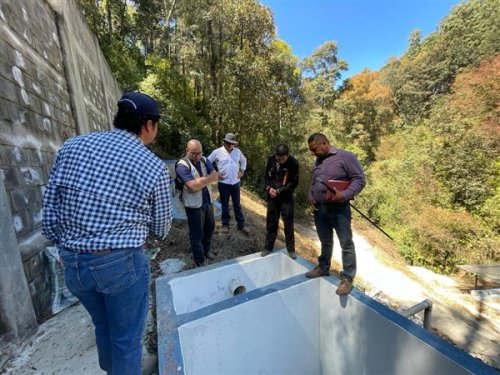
[77,0,499,272]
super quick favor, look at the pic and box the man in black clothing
[261,144,300,259]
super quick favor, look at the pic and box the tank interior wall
[178,280,321,374]
[176,278,477,375]
[168,252,308,315]
[317,279,472,374]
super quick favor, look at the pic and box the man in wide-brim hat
[208,132,250,235]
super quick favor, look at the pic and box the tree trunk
[106,0,113,43]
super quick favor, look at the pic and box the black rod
[315,177,394,241]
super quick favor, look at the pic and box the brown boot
[336,277,353,295]
[305,265,330,278]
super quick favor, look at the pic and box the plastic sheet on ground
[44,247,78,315]
[159,258,186,275]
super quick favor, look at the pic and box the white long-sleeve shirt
[207,146,247,185]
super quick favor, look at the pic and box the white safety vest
[178,158,213,208]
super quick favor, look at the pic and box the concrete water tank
[156,251,494,375]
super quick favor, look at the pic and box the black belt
[91,249,112,255]
[64,249,112,255]
[318,201,348,206]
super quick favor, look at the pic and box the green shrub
[399,205,499,272]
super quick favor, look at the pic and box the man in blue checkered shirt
[42,91,172,375]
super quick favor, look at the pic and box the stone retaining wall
[0,0,121,351]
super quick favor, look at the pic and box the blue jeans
[314,202,356,280]
[218,182,245,228]
[60,247,150,375]
[185,204,215,264]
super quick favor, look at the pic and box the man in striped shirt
[42,91,172,375]
[305,133,366,295]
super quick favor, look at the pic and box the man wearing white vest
[176,139,220,266]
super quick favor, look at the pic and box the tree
[302,41,347,111]
[380,0,500,125]
[429,56,500,214]
[407,29,422,59]
[334,70,394,163]
[77,0,145,89]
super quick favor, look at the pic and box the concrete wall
[317,279,472,374]
[174,279,481,374]
[0,173,37,356]
[168,251,307,314]
[0,0,121,350]
[180,281,321,375]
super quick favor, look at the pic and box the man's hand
[269,187,278,199]
[238,171,244,179]
[330,188,346,202]
[207,171,220,184]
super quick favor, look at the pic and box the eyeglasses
[189,151,203,156]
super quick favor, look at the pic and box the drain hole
[233,285,246,296]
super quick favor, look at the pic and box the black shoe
[238,226,250,235]
[261,250,272,257]
[194,260,205,267]
[288,251,297,260]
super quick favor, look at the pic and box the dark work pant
[218,182,245,228]
[185,204,215,264]
[314,202,356,280]
[265,197,295,252]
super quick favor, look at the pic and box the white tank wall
[318,279,471,375]
[157,254,489,375]
[178,281,321,374]
[169,252,307,314]
[175,279,473,375]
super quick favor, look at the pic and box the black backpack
[174,157,189,196]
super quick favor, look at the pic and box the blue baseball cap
[117,92,160,118]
